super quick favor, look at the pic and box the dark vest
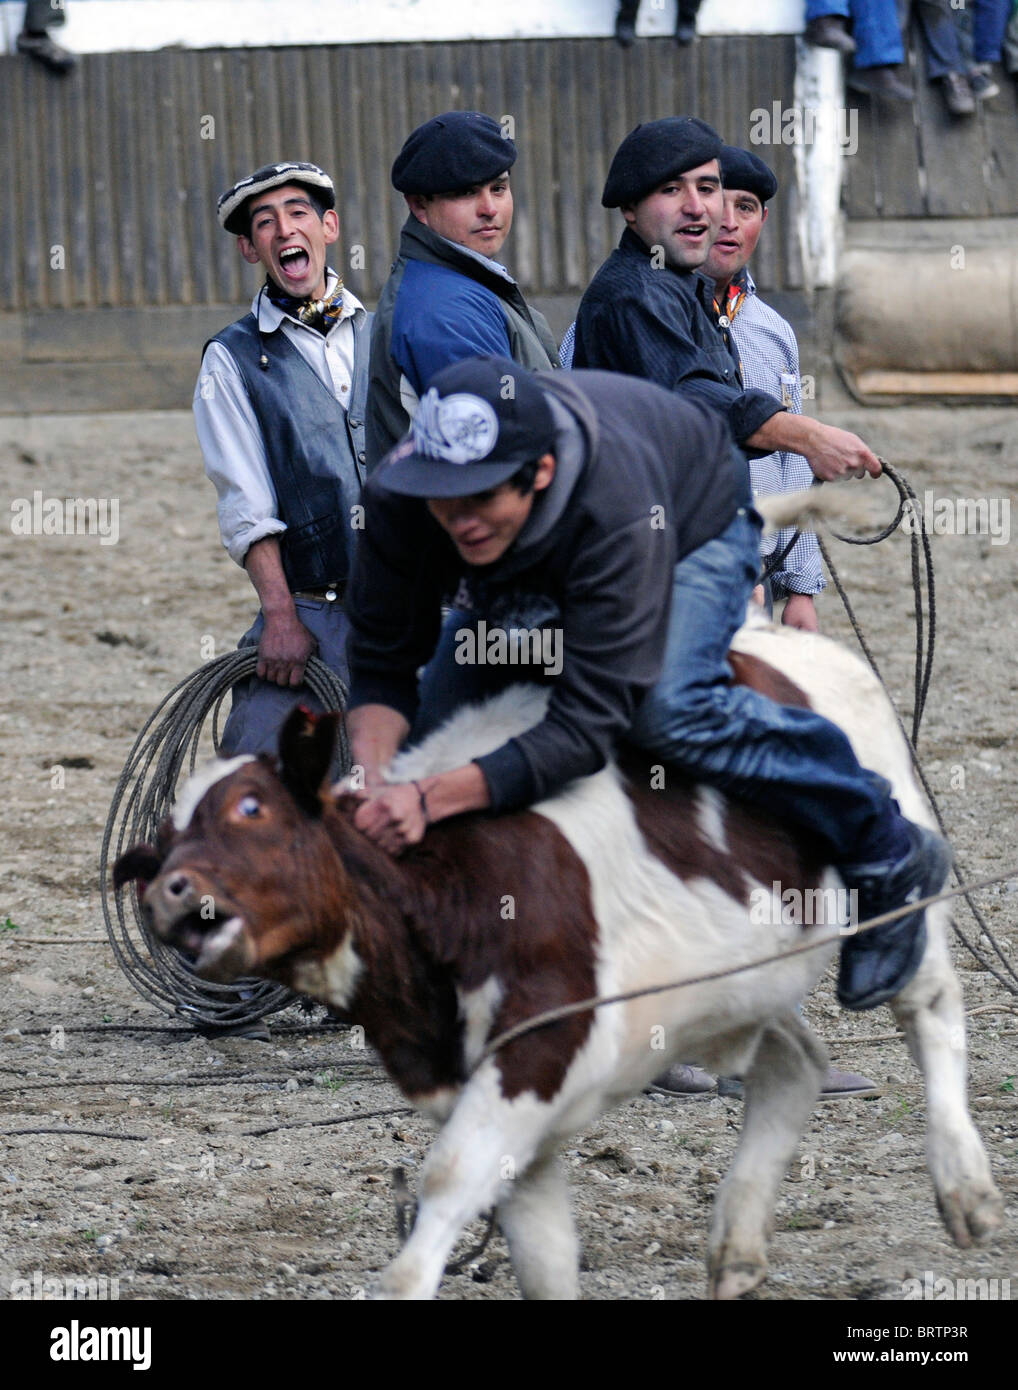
[209,310,371,591]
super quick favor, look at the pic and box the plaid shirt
[728,271,824,597]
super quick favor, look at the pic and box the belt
[291,584,345,603]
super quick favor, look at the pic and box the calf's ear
[112,844,163,889]
[278,706,340,818]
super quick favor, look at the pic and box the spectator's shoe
[675,18,696,46]
[804,15,856,55]
[820,1067,881,1099]
[16,29,77,74]
[968,63,1001,101]
[647,1063,717,1096]
[707,1069,879,1102]
[847,65,915,101]
[614,16,636,48]
[939,71,976,116]
[837,824,952,1011]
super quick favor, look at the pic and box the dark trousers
[23,0,66,33]
[617,0,702,23]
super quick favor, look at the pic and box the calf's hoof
[708,1258,767,1300]
[936,1183,1004,1249]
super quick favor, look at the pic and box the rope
[818,465,1017,994]
[99,649,349,1028]
[474,868,1018,1070]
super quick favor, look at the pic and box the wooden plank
[65,53,92,307]
[554,42,582,292]
[0,60,22,310]
[981,75,1018,217]
[856,370,1018,396]
[89,54,117,307]
[503,41,534,290]
[137,54,168,306]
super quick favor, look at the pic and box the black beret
[218,161,334,235]
[601,117,723,209]
[391,111,517,195]
[719,145,779,203]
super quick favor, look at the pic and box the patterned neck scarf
[712,279,748,329]
[264,274,345,335]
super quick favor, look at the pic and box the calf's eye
[237,795,261,818]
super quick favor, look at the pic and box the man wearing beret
[574,117,882,485]
[344,355,951,1016]
[366,111,559,470]
[194,161,370,759]
[703,146,825,635]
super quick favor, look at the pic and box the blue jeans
[414,511,905,867]
[972,0,1011,62]
[807,0,906,68]
[628,509,900,865]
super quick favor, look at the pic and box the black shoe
[804,15,856,55]
[939,71,976,116]
[16,29,77,75]
[847,65,915,101]
[675,20,696,45]
[837,824,952,1011]
[614,16,636,48]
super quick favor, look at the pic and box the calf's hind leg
[707,1014,827,1300]
[497,1150,579,1299]
[889,909,1002,1247]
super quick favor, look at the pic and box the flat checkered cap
[217,161,335,235]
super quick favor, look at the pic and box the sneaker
[16,29,77,75]
[847,65,915,102]
[968,63,1001,101]
[939,71,976,116]
[674,19,696,46]
[837,823,952,1011]
[804,15,857,56]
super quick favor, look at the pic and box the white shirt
[193,270,367,567]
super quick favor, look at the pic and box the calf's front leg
[373,1066,558,1300]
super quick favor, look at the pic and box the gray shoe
[847,65,915,102]
[940,72,976,116]
[968,63,1001,101]
[647,1063,717,1096]
[820,1067,881,1099]
[804,15,856,55]
[17,29,77,74]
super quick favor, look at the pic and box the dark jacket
[347,369,751,812]
[366,216,559,469]
[573,227,784,448]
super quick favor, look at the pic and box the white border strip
[2,0,803,55]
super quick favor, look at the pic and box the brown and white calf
[115,615,1002,1300]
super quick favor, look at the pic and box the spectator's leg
[675,0,702,44]
[17,0,76,73]
[1005,2,1018,76]
[805,0,858,53]
[971,0,1010,62]
[220,600,350,776]
[845,1,914,98]
[614,0,639,47]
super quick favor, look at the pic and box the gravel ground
[0,406,1015,1301]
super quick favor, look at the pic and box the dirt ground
[0,405,1015,1302]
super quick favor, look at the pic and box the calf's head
[113,708,353,985]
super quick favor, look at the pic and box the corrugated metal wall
[0,35,803,313]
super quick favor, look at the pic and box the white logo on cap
[412,390,499,465]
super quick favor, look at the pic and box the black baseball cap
[375,357,557,498]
